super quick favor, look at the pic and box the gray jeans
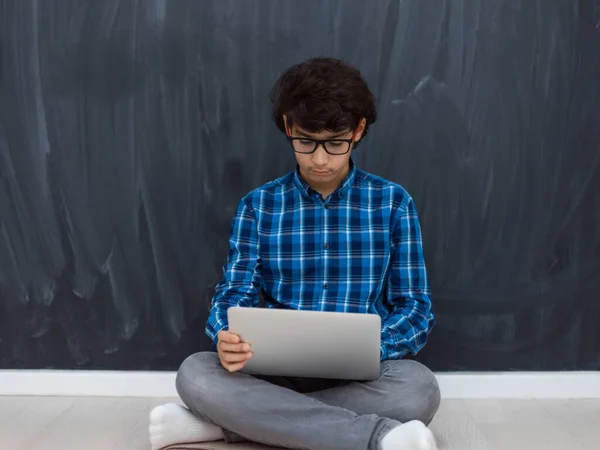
[176,352,440,450]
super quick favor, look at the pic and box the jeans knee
[175,351,220,405]
[407,362,441,425]
[385,360,441,425]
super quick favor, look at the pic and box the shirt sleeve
[205,197,262,346]
[380,196,435,361]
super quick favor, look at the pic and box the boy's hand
[217,330,252,372]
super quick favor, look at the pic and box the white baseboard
[1,370,599,399]
[435,372,600,399]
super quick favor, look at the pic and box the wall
[1,0,599,371]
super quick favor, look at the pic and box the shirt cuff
[206,321,229,347]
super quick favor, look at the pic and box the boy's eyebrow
[294,130,349,139]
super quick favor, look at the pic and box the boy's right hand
[217,330,252,373]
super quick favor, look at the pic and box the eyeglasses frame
[285,123,361,155]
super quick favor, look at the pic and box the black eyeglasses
[287,137,353,155]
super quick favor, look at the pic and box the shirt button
[324,204,330,209]
[323,283,328,289]
[324,243,329,250]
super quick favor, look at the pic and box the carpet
[161,440,283,450]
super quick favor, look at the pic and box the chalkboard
[1,0,599,371]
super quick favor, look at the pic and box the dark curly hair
[270,57,377,141]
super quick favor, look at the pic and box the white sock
[381,420,437,450]
[149,403,224,450]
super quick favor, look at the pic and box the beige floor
[0,396,598,449]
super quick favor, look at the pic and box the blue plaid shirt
[206,160,434,360]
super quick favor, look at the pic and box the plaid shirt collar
[292,158,358,199]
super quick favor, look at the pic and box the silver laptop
[227,307,381,381]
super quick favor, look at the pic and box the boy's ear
[353,118,367,142]
[283,114,290,136]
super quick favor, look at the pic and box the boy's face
[284,116,366,191]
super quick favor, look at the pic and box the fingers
[222,360,249,373]
[218,331,250,353]
[219,351,252,373]
[217,330,252,373]
[220,350,252,364]
[219,341,250,353]
[218,330,240,344]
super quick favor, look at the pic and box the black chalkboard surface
[1,1,599,371]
